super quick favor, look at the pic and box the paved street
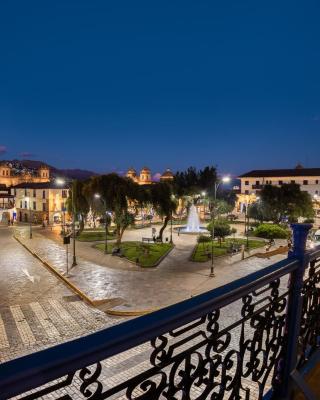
[1,225,288,399]
[0,227,123,364]
[14,224,286,311]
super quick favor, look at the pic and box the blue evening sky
[0,0,319,176]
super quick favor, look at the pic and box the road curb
[14,234,156,316]
[14,234,95,306]
[105,308,157,317]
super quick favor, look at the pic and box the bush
[253,224,290,239]
[207,219,232,239]
[197,235,211,243]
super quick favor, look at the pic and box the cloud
[19,152,36,158]
[0,145,7,155]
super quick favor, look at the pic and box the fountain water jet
[179,204,208,234]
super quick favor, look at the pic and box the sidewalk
[14,225,286,311]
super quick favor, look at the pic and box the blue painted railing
[0,224,319,400]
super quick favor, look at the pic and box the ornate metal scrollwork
[18,277,289,400]
[298,258,320,368]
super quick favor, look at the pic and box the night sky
[0,0,319,176]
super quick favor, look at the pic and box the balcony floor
[294,363,320,399]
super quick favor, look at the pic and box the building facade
[12,182,69,224]
[236,166,320,215]
[126,167,174,184]
[0,163,50,187]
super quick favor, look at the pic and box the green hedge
[253,224,290,239]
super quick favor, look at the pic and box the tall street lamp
[170,194,176,244]
[25,195,32,239]
[56,178,77,267]
[210,176,231,277]
[245,196,259,249]
[95,193,109,254]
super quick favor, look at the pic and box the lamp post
[25,196,32,239]
[201,191,206,220]
[56,178,77,267]
[210,176,231,277]
[95,193,109,254]
[245,195,259,249]
[170,194,175,244]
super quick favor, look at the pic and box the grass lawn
[95,241,173,267]
[192,238,265,262]
[77,230,115,242]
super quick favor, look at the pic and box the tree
[87,174,139,246]
[150,182,177,241]
[66,180,90,234]
[207,218,232,245]
[261,183,315,223]
[174,165,218,196]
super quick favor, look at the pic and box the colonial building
[126,167,174,185]
[12,182,69,224]
[236,165,320,215]
[0,184,15,223]
[0,162,50,187]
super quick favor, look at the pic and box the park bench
[142,237,153,243]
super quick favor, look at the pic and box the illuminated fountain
[179,204,207,234]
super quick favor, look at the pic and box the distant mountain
[54,168,98,180]
[0,159,98,180]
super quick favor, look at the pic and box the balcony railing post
[277,223,312,399]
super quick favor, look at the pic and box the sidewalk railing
[0,224,319,399]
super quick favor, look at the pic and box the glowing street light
[210,175,231,277]
[56,178,77,267]
[24,195,32,239]
[94,193,109,254]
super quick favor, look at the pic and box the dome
[161,168,173,177]
[127,167,137,176]
[141,167,151,173]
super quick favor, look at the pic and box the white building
[237,165,320,215]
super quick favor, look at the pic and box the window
[42,203,46,212]
[61,202,65,210]
[245,190,249,195]
[24,189,27,196]
[33,189,36,197]
[256,181,260,185]
[245,181,249,185]
[33,202,36,210]
[42,190,46,199]
[303,180,308,185]
[20,200,22,208]
[316,180,319,185]
[62,190,67,198]
[291,180,296,184]
[24,201,27,209]
[279,180,283,185]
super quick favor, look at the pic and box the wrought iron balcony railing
[0,224,319,400]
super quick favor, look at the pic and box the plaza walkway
[0,227,123,363]
[14,224,286,311]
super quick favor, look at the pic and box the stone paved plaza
[0,225,287,399]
